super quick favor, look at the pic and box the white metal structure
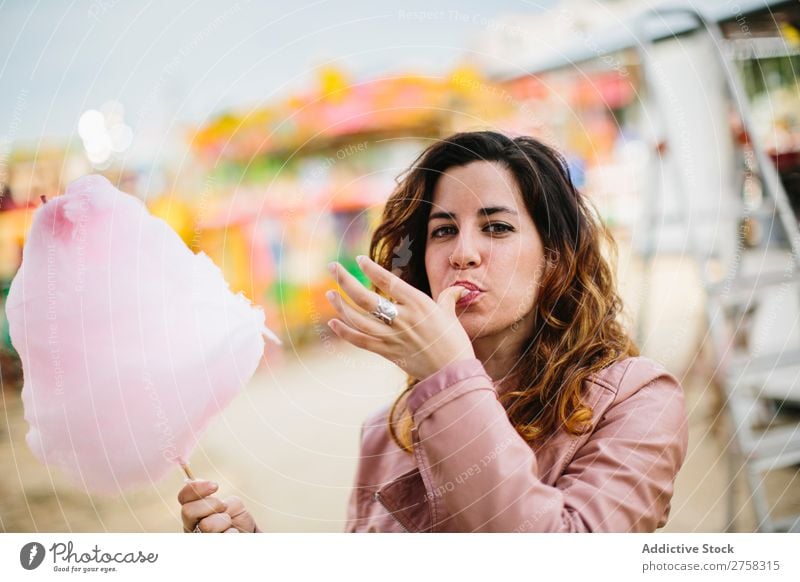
[634,5,800,532]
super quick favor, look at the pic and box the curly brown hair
[369,131,639,453]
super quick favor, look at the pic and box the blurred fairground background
[1,0,799,532]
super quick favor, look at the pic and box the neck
[471,322,531,395]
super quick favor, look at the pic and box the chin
[458,318,496,340]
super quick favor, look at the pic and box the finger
[196,512,232,533]
[222,495,251,521]
[178,480,219,505]
[224,527,240,533]
[437,286,471,313]
[181,496,228,532]
[326,290,394,337]
[182,496,228,533]
[355,255,425,304]
[328,261,392,317]
[222,496,244,517]
[328,317,386,352]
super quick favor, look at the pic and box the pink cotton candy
[5,175,280,494]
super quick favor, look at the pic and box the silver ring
[370,296,398,325]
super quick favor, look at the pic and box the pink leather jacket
[344,356,688,532]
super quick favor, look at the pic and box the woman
[178,131,688,533]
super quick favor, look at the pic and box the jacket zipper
[373,490,410,532]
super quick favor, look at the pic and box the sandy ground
[1,250,798,533]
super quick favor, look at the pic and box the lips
[451,280,484,292]
[452,280,484,308]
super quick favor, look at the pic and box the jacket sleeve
[407,358,688,532]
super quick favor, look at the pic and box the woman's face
[424,161,546,340]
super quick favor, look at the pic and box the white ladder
[634,5,800,532]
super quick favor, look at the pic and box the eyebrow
[428,206,518,221]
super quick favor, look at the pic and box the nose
[449,233,481,269]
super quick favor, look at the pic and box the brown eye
[485,223,513,234]
[431,225,457,238]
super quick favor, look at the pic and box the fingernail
[325,290,335,302]
[209,481,218,490]
[327,262,336,273]
[356,255,365,264]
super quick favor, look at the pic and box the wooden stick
[180,462,195,481]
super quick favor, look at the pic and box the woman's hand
[325,255,475,380]
[178,480,259,533]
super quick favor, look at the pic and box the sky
[0,0,556,147]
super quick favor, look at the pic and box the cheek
[495,272,536,311]
[487,248,528,284]
[490,251,543,309]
